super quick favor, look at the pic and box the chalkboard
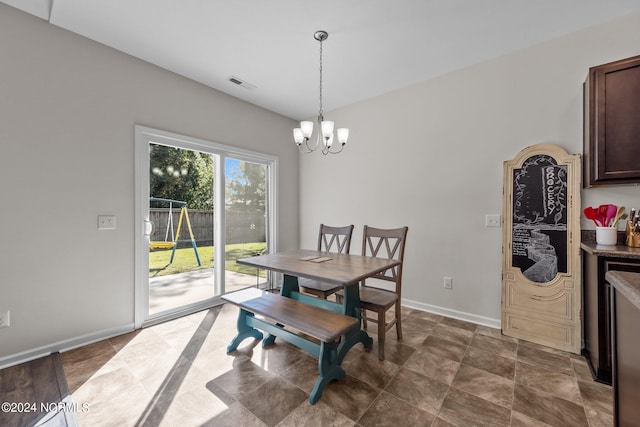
[511,154,568,283]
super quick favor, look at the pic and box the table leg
[337,284,373,364]
[279,274,300,297]
[226,309,264,353]
[263,274,299,346]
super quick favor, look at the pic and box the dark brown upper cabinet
[584,55,640,187]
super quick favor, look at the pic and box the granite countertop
[606,270,640,311]
[580,241,640,260]
[581,230,640,260]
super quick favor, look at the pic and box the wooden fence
[149,209,266,247]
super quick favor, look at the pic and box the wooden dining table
[231,249,400,400]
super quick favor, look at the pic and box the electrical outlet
[485,214,501,227]
[0,310,10,328]
[98,215,116,230]
[443,276,453,290]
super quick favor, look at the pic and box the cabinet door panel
[585,55,640,186]
[583,256,640,385]
[582,252,602,377]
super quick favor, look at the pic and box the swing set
[149,197,201,266]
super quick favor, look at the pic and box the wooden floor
[0,353,78,427]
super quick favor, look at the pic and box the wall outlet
[0,310,10,328]
[443,276,453,290]
[485,214,502,227]
[98,215,116,230]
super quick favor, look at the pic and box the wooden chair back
[318,224,354,254]
[361,225,408,291]
[298,224,355,299]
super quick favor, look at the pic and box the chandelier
[293,30,349,155]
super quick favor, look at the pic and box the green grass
[149,242,266,278]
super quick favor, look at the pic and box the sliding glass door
[135,126,277,327]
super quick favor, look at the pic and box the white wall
[0,4,298,362]
[299,12,640,325]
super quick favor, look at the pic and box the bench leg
[309,340,344,404]
[227,309,264,353]
[262,323,283,347]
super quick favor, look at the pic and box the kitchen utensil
[610,206,626,228]
[605,204,618,227]
[597,205,609,227]
[584,207,600,226]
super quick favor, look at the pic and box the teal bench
[222,287,359,404]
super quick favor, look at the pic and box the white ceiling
[4,0,640,120]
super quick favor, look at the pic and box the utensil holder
[596,227,618,245]
[626,221,640,248]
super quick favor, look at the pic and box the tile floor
[60,304,612,426]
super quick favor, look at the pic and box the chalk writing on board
[512,154,568,283]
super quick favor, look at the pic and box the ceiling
[4,0,640,120]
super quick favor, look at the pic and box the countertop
[606,270,640,311]
[580,241,640,260]
[581,230,640,260]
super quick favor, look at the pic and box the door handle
[144,220,153,236]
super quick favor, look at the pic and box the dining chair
[339,225,408,361]
[298,224,354,299]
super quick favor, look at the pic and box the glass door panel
[148,143,215,315]
[224,157,269,292]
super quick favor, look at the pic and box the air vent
[229,76,256,90]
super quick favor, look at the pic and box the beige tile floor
[61,304,612,426]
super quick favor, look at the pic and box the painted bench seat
[222,287,359,403]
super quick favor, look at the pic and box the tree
[149,144,213,210]
[225,161,265,212]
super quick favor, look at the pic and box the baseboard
[402,297,501,329]
[0,323,135,370]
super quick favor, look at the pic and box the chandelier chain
[318,37,323,118]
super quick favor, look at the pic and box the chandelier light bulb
[300,121,313,138]
[293,128,304,145]
[326,133,334,148]
[337,128,349,145]
[321,121,334,142]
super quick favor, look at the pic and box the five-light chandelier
[293,30,349,155]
